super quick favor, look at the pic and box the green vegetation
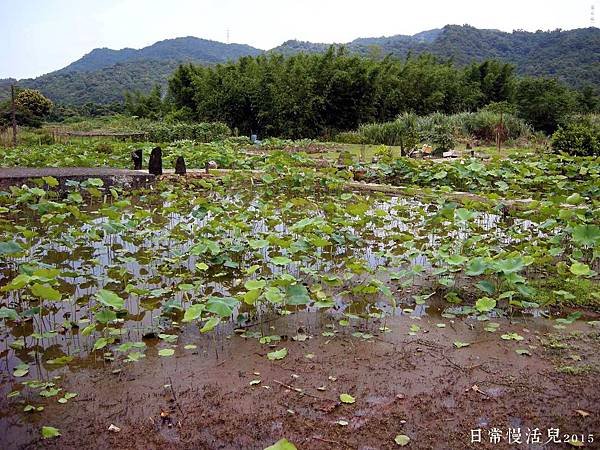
[14,90,53,120]
[142,122,231,142]
[0,37,262,106]
[374,152,599,200]
[131,51,594,139]
[4,116,232,147]
[0,143,597,335]
[3,25,598,108]
[0,89,53,128]
[161,55,562,137]
[2,19,599,450]
[514,77,579,133]
[59,37,261,74]
[0,138,245,168]
[275,25,600,90]
[552,114,600,156]
[0,129,598,445]
[124,85,165,120]
[346,111,532,150]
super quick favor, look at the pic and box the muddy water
[2,189,597,448]
[0,193,553,379]
[1,310,599,449]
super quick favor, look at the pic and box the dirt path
[1,313,598,450]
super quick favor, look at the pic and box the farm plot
[0,154,599,449]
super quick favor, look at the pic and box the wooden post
[175,156,186,175]
[132,149,143,170]
[149,147,162,175]
[11,85,17,147]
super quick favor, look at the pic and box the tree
[168,64,201,112]
[125,85,164,119]
[15,89,53,118]
[465,60,515,108]
[552,115,600,156]
[163,50,589,138]
[514,78,577,134]
[577,86,599,114]
[0,88,53,128]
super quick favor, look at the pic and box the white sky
[0,0,596,79]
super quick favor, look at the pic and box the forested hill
[4,25,599,105]
[59,37,263,73]
[4,37,263,106]
[271,29,441,56]
[273,25,600,89]
[0,79,17,101]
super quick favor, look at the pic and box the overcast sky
[1,0,596,79]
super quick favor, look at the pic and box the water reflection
[0,190,562,380]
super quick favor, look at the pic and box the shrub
[452,111,532,142]
[143,122,231,142]
[335,131,365,144]
[340,111,531,151]
[223,136,252,146]
[373,145,394,163]
[425,123,455,154]
[14,129,55,146]
[355,113,419,153]
[551,117,600,156]
[358,122,396,146]
[95,142,113,154]
[418,113,456,154]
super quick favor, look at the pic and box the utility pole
[11,84,17,147]
[496,111,504,153]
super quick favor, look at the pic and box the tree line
[3,48,598,138]
[126,48,598,138]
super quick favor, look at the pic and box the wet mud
[2,313,598,450]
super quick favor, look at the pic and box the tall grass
[450,111,532,142]
[357,113,420,152]
[336,111,532,147]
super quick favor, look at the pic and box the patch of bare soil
[1,314,598,449]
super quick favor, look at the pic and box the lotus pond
[0,146,599,449]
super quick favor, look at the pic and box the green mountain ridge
[2,25,598,106]
[60,36,263,73]
[273,25,600,89]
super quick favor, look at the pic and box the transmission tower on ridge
[592,4,596,27]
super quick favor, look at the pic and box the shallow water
[0,186,590,385]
